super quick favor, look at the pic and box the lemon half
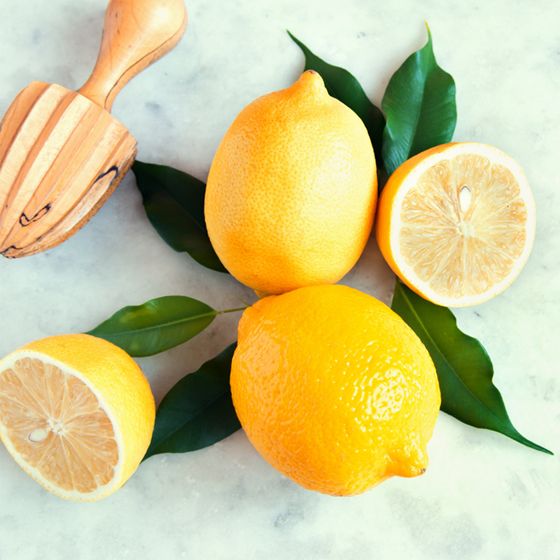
[376,142,535,307]
[0,334,155,501]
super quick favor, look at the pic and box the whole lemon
[231,285,440,496]
[205,71,377,295]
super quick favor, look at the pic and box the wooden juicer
[0,0,187,258]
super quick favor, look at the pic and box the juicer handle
[79,0,187,111]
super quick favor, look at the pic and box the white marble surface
[0,0,559,558]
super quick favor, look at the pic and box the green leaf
[132,160,227,273]
[88,296,217,357]
[392,281,551,455]
[381,24,457,175]
[144,344,240,459]
[288,31,385,157]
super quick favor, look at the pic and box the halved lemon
[0,334,155,501]
[376,142,535,307]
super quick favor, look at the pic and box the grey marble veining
[0,0,558,558]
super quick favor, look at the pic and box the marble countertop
[0,0,559,558]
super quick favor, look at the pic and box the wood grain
[0,0,187,258]
[0,84,137,257]
[79,0,188,110]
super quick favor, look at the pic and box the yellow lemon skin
[231,285,440,496]
[205,71,377,295]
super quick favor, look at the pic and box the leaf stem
[219,306,247,315]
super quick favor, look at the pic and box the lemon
[0,334,155,501]
[205,70,377,295]
[231,284,440,496]
[376,142,536,307]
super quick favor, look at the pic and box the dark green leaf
[288,31,385,157]
[144,344,240,459]
[132,161,227,273]
[392,281,551,455]
[88,296,217,357]
[381,25,457,175]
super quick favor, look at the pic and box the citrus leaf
[88,296,217,357]
[144,344,240,459]
[381,24,456,175]
[380,26,550,454]
[392,281,551,455]
[288,31,385,157]
[132,161,227,273]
